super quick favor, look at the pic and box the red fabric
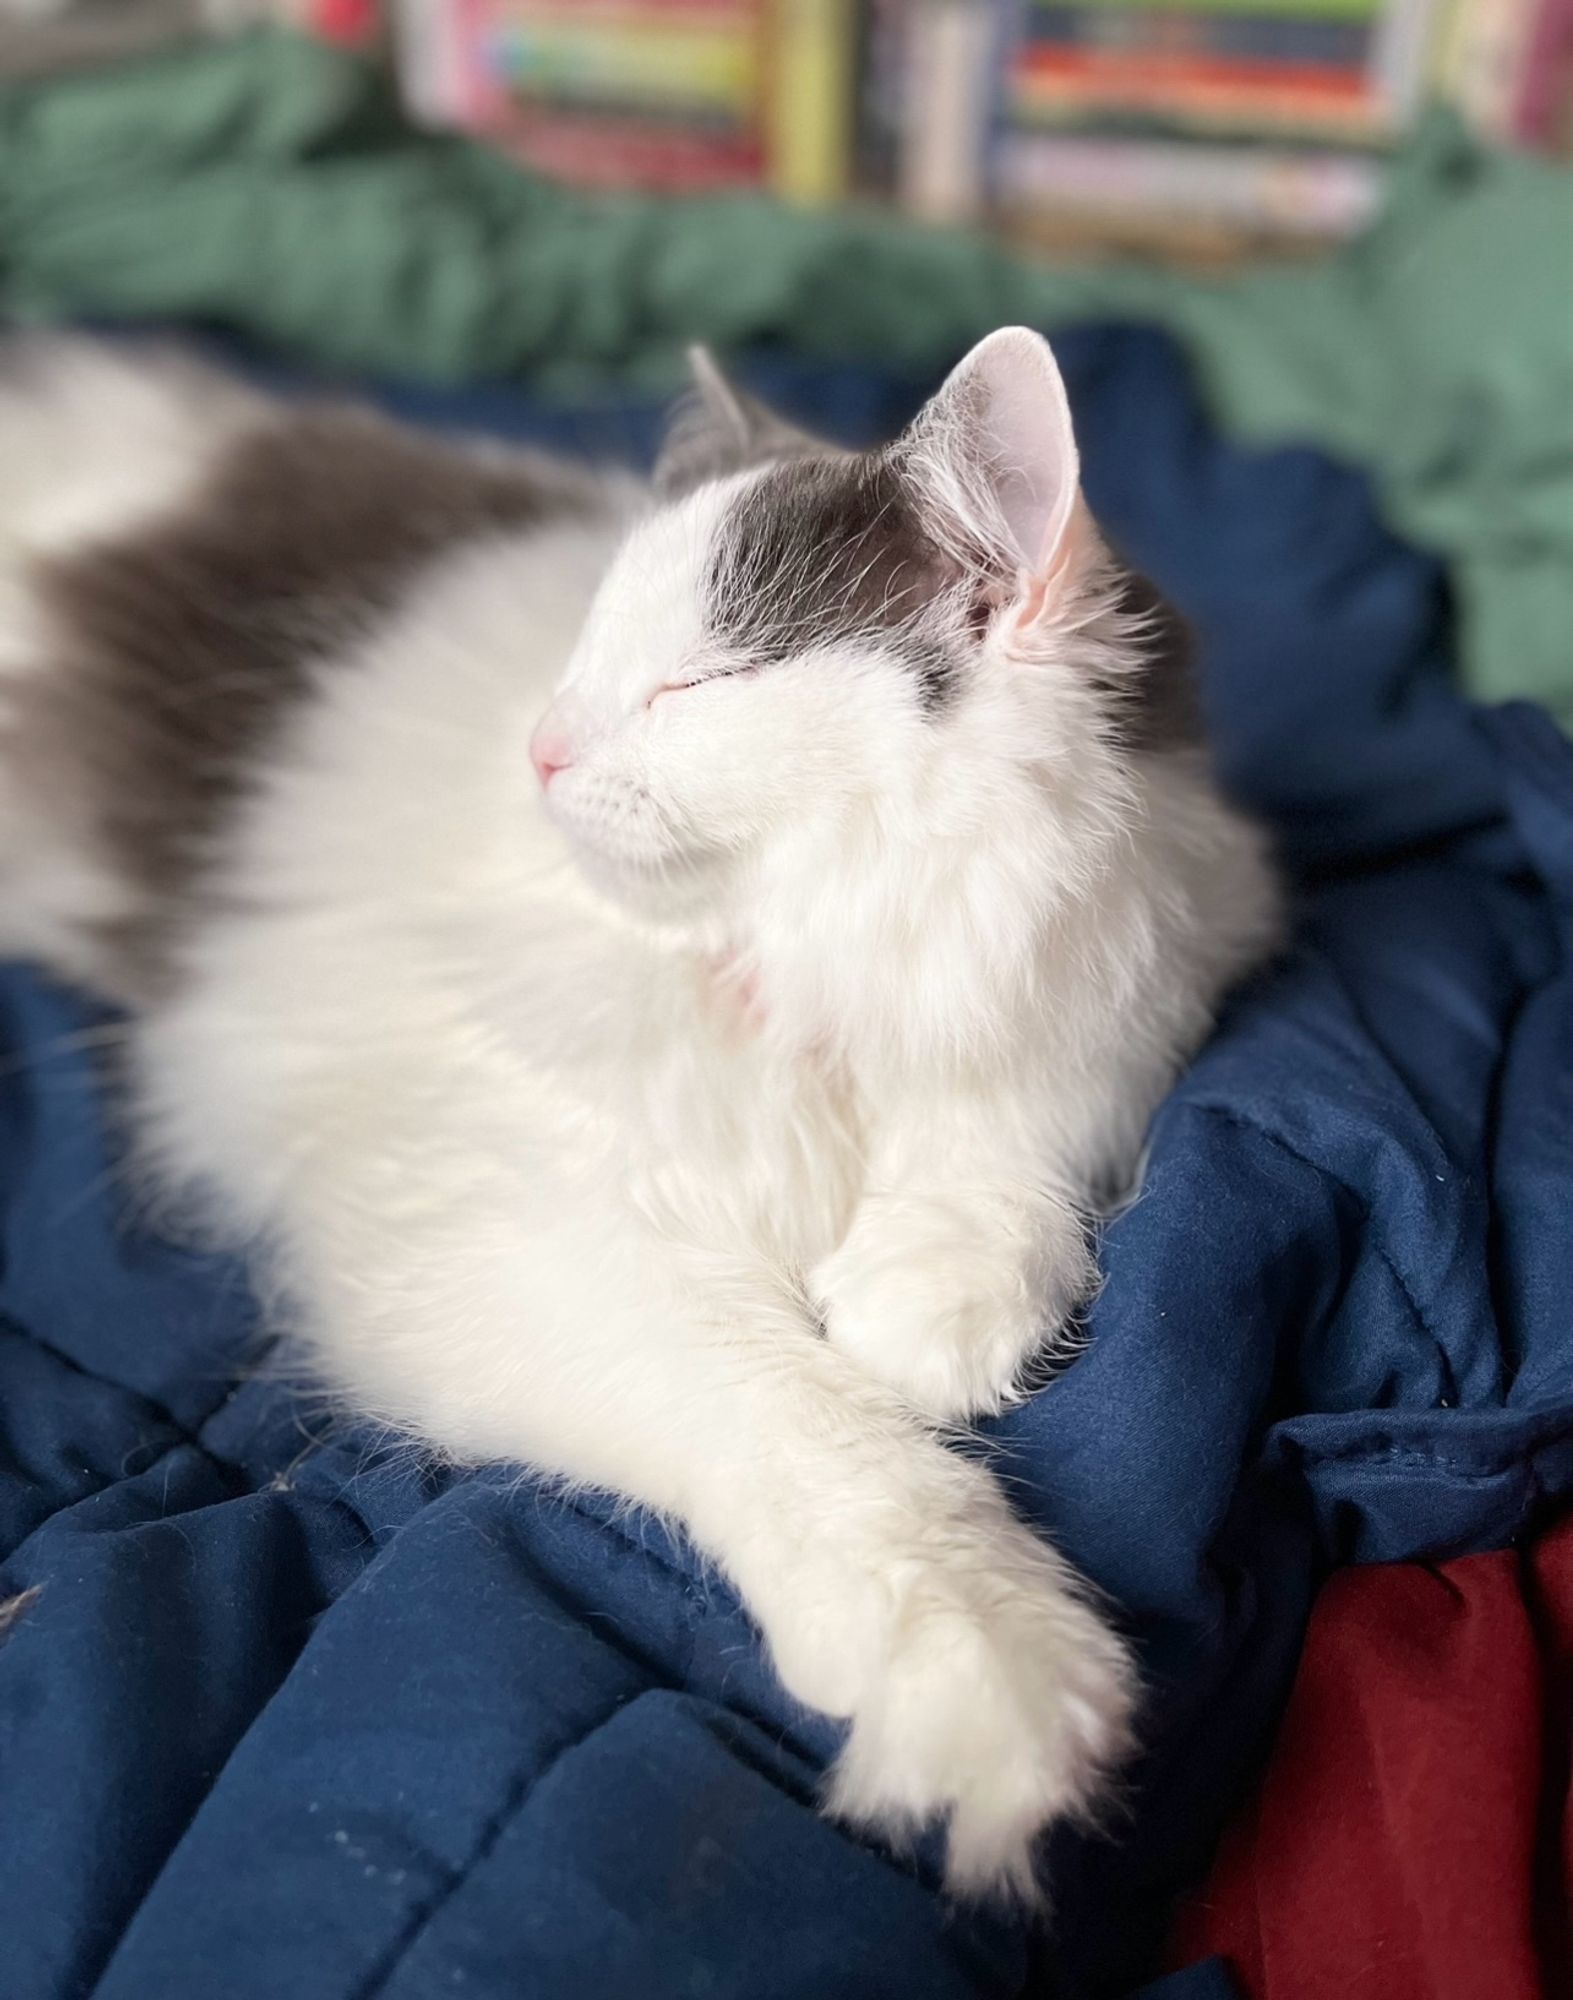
[1170,1513,1573,2000]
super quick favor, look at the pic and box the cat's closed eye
[646,660,764,707]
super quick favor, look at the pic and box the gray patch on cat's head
[653,348,830,500]
[670,356,1205,745]
[705,452,961,709]
[701,449,1206,740]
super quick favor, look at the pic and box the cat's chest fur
[652,958,865,1265]
[481,915,869,1274]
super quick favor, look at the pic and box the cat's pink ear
[900,328,1083,595]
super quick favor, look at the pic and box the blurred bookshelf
[3,1,1572,263]
[0,0,211,75]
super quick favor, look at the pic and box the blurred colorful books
[0,2,384,72]
[990,0,1573,244]
[390,1,856,200]
[385,0,1573,246]
[995,0,1404,243]
[7,3,1568,249]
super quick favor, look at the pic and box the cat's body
[0,331,1279,1897]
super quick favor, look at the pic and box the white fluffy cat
[0,327,1279,1899]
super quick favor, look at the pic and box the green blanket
[3,31,1569,719]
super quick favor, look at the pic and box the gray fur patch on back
[23,405,596,991]
[706,455,958,707]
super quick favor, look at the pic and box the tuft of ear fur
[896,328,1085,602]
[653,347,825,499]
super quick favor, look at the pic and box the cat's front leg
[815,1185,1094,1421]
[814,1099,1098,1422]
[279,1190,1133,1899]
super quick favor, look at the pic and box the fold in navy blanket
[1,327,1569,2000]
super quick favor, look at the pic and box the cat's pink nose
[529,721,575,789]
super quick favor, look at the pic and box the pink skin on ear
[913,328,1088,647]
[1009,494,1097,640]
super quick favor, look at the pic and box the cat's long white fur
[0,331,1279,1900]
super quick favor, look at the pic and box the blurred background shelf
[0,0,213,75]
[2,0,1571,261]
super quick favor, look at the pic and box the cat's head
[531,327,1186,928]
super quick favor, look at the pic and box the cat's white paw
[814,1200,1097,1421]
[820,1523,1137,1900]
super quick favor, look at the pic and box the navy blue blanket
[2,327,1570,2000]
